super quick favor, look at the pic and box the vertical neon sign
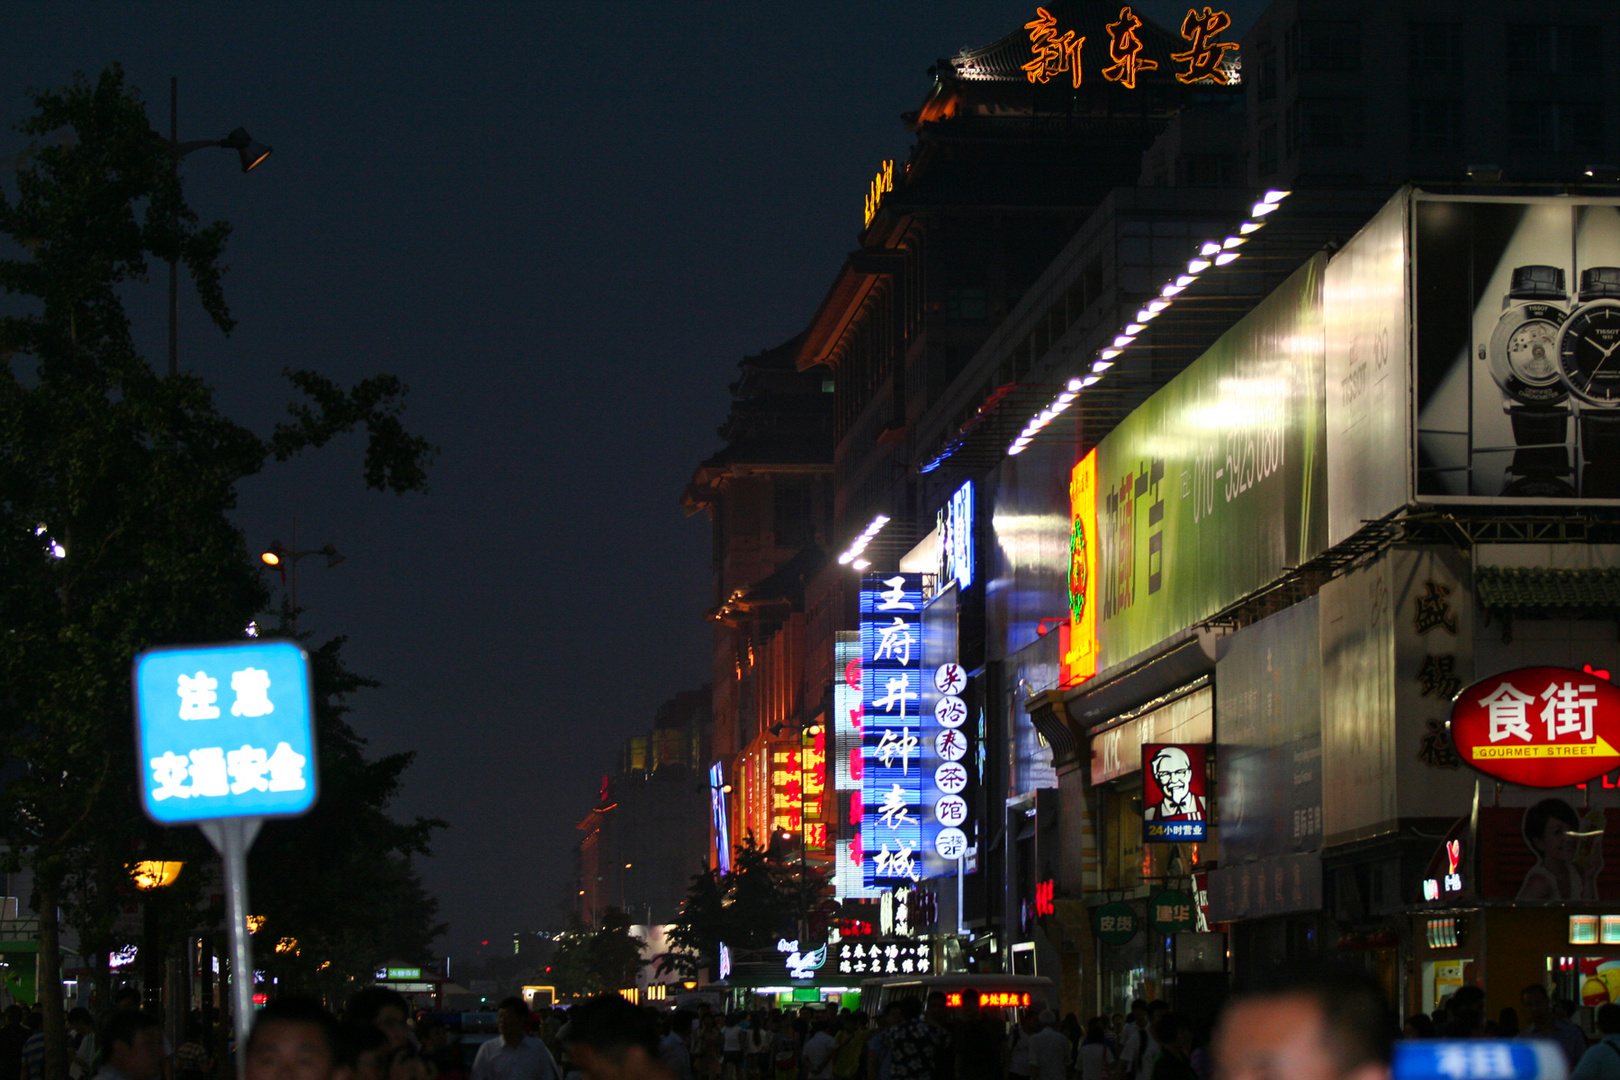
[861,574,925,887]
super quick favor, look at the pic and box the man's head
[1130,999,1148,1023]
[1151,747,1195,805]
[68,1008,93,1035]
[1520,984,1554,1025]
[335,1020,390,1080]
[495,997,530,1046]
[345,989,410,1051]
[113,988,143,1013]
[1598,1004,1620,1036]
[246,997,339,1080]
[104,1011,166,1080]
[561,994,673,1080]
[925,992,948,1025]
[1214,964,1392,1080]
[879,1002,904,1029]
[1156,1013,1193,1054]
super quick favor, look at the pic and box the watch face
[1558,299,1620,406]
[1489,302,1568,404]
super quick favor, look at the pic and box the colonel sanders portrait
[1144,746,1206,821]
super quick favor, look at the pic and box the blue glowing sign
[940,481,974,590]
[710,762,732,875]
[861,574,924,887]
[1393,1042,1567,1080]
[133,641,317,824]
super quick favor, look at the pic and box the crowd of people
[1405,982,1620,1080]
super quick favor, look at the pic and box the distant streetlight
[130,861,184,890]
[158,78,272,377]
[261,538,345,612]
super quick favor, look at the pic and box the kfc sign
[1143,743,1209,842]
[1450,667,1620,788]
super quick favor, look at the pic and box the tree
[658,831,833,978]
[0,66,435,1079]
[550,908,645,1000]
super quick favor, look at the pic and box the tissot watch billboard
[1415,195,1620,503]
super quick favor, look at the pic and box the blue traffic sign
[134,641,318,824]
[1393,1041,1567,1080]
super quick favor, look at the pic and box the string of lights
[1006,187,1291,457]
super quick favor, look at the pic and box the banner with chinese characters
[832,938,930,979]
[1087,257,1328,674]
[834,632,862,792]
[769,744,803,834]
[920,585,970,879]
[1451,667,1620,787]
[1018,5,1239,90]
[134,640,318,824]
[802,726,828,855]
[1142,743,1209,843]
[861,574,925,887]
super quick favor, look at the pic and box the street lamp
[158,78,272,377]
[261,540,345,611]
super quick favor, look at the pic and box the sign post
[133,641,318,1080]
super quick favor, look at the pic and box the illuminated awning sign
[1022,6,1237,89]
[1449,666,1620,787]
[863,160,894,228]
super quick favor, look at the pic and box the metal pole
[168,77,179,378]
[200,817,261,1080]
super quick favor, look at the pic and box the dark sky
[4,1,1264,964]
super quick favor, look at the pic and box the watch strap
[1510,265,1567,301]
[1508,406,1570,476]
[1580,411,1620,497]
[1578,267,1620,301]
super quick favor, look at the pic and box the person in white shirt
[801,1021,838,1080]
[1075,1018,1116,1080]
[719,1016,746,1080]
[471,998,560,1080]
[1029,1011,1072,1080]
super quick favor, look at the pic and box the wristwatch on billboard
[1556,266,1620,497]
[1486,265,1571,491]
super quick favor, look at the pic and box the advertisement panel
[1142,743,1209,843]
[860,574,925,886]
[1091,686,1213,786]
[1325,190,1411,544]
[920,588,971,877]
[1414,194,1620,502]
[1451,667,1620,787]
[1091,256,1328,672]
[834,632,862,792]
[1216,595,1323,864]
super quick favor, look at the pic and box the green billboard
[1092,256,1328,671]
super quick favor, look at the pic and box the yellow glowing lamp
[260,550,281,566]
[130,861,183,890]
[246,915,267,934]
[274,937,299,955]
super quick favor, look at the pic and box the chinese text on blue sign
[134,641,317,824]
[861,574,924,887]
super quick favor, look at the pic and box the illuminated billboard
[861,574,924,886]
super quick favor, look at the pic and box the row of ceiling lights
[1006,188,1292,456]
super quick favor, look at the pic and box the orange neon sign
[1102,7,1157,89]
[945,991,1034,1008]
[1062,450,1099,688]
[863,161,894,228]
[1172,7,1239,84]
[1022,8,1084,87]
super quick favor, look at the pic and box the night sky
[4,1,1264,964]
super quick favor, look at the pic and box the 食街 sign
[134,640,318,823]
[1449,667,1620,788]
[1096,902,1139,946]
[1143,743,1209,842]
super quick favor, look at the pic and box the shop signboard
[1085,257,1328,673]
[1414,194,1620,504]
[833,633,862,792]
[1149,891,1196,934]
[920,587,971,878]
[1216,596,1323,862]
[1142,743,1209,842]
[1392,1041,1568,1080]
[1449,666,1620,788]
[1095,902,1139,946]
[861,574,925,886]
[1091,687,1213,786]
[1206,851,1323,923]
[938,480,975,591]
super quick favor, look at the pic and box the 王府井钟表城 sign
[134,640,318,824]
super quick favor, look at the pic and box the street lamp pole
[161,78,272,377]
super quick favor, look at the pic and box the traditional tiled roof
[1475,566,1620,609]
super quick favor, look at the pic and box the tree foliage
[0,65,438,1077]
[550,908,645,1000]
[658,831,832,978]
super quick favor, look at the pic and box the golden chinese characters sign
[863,160,894,228]
[1021,5,1237,89]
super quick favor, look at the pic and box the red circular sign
[1449,666,1620,788]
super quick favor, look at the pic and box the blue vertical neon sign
[860,573,924,887]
